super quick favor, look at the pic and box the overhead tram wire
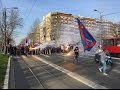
[0,0,3,9]
[24,0,38,23]
[22,0,38,36]
[18,0,38,38]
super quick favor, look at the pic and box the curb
[3,56,12,89]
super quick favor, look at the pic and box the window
[103,39,114,46]
[116,39,120,46]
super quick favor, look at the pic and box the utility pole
[2,7,18,54]
[39,28,41,44]
[3,8,7,54]
[94,9,120,46]
[56,14,59,47]
[94,9,103,46]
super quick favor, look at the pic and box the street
[8,53,120,89]
[1,0,120,89]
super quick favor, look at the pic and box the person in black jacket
[73,47,79,63]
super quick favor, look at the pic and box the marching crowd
[4,43,112,76]
[5,44,74,56]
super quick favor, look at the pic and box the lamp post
[94,9,120,46]
[94,9,103,46]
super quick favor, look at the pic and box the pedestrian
[10,45,14,56]
[98,48,108,75]
[95,45,103,64]
[13,46,17,56]
[20,45,25,55]
[73,46,79,63]
[96,45,103,54]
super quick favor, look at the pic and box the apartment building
[29,11,120,48]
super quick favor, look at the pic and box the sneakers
[99,68,102,72]
[103,73,108,76]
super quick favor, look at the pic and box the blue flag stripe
[76,18,96,51]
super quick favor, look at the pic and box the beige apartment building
[28,11,120,47]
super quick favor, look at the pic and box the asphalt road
[35,53,120,89]
[9,54,91,89]
[8,53,120,89]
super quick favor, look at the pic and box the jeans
[99,60,107,73]
[74,54,79,62]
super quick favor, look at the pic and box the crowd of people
[5,44,74,56]
[6,44,29,56]
[4,43,112,76]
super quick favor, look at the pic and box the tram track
[23,55,70,86]
[22,55,90,89]
[22,55,71,89]
[21,56,46,89]
[26,55,65,79]
[20,55,120,89]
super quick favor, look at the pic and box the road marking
[112,69,120,74]
[14,56,20,59]
[112,57,120,60]
[41,54,50,57]
[59,54,120,64]
[32,55,108,89]
[21,56,45,88]
[41,54,120,65]
[114,62,120,65]
[3,56,12,89]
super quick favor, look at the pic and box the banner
[76,18,96,51]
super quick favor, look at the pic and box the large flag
[76,18,96,51]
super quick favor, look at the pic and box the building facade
[28,11,120,48]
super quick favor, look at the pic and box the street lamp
[94,9,120,46]
[94,9,103,46]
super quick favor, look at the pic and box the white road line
[112,69,120,74]
[3,56,12,89]
[57,54,120,60]
[41,54,120,65]
[32,55,108,89]
[41,54,50,57]
[111,57,120,60]
[58,54,94,60]
[21,56,45,88]
[114,62,120,65]
[59,54,120,63]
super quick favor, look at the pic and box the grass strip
[0,54,9,89]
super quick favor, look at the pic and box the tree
[0,8,23,54]
[7,8,23,43]
[27,19,40,45]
